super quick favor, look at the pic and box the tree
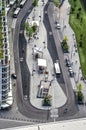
[80,34,83,40]
[63,36,68,42]
[71,7,75,13]
[73,0,77,7]
[54,0,60,7]
[61,36,69,52]
[78,7,82,12]
[77,91,84,102]
[77,83,84,103]
[77,83,82,91]
[33,0,38,7]
[79,34,83,47]
[43,95,52,106]
[80,17,83,23]
[76,12,80,19]
[32,25,37,32]
[79,41,82,47]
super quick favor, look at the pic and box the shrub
[54,0,60,7]
[61,40,69,53]
[77,91,84,102]
[43,95,52,106]
[33,0,38,7]
[32,25,37,32]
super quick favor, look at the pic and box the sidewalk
[59,0,86,102]
[25,0,67,110]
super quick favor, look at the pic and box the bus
[54,60,61,76]
[20,0,26,8]
[13,8,20,18]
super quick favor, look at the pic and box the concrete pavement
[59,0,86,102]
[25,0,67,110]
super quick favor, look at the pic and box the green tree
[54,0,60,7]
[76,12,80,19]
[63,36,68,42]
[61,36,69,52]
[43,95,52,106]
[77,91,84,102]
[77,83,82,91]
[77,83,84,103]
[74,0,77,7]
[32,25,37,32]
[33,0,38,7]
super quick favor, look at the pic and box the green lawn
[69,0,86,79]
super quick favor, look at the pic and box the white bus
[54,60,61,76]
[20,0,26,8]
[13,8,20,18]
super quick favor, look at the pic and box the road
[17,0,78,120]
[47,2,78,118]
[1,0,79,124]
[13,0,48,121]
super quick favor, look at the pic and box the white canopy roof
[34,47,43,53]
[38,59,47,67]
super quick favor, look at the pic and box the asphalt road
[13,0,48,121]
[8,0,78,122]
[47,2,78,118]
[0,0,81,129]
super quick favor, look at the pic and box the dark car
[66,59,71,67]
[11,74,17,79]
[69,71,74,77]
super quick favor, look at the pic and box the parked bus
[54,60,61,76]
[13,8,20,18]
[20,0,26,8]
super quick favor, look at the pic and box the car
[55,20,59,24]
[65,57,71,67]
[69,71,74,77]
[11,73,17,79]
[65,57,69,63]
[66,60,71,67]
[68,67,72,72]
[56,23,61,29]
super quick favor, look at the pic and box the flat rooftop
[4,118,86,130]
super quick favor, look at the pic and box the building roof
[38,58,47,67]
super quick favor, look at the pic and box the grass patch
[54,0,60,7]
[69,0,86,78]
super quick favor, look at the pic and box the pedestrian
[64,108,68,113]
[71,62,73,66]
[75,60,77,64]
[73,52,75,56]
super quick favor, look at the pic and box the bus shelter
[37,58,47,74]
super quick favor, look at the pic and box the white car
[56,23,61,29]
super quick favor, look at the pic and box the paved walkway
[59,0,86,102]
[25,0,67,110]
